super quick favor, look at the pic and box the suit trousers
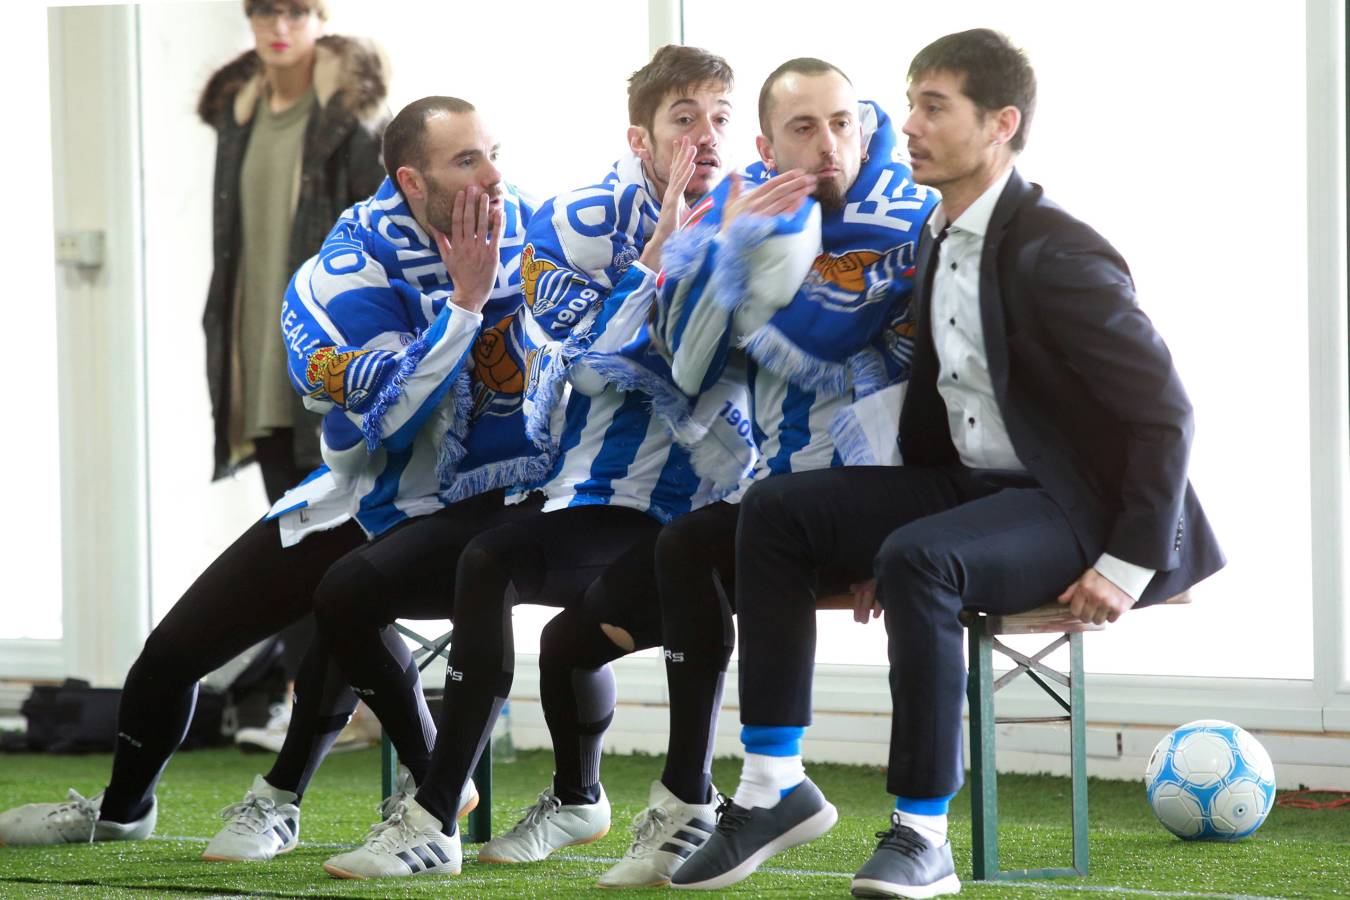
[736,464,1087,799]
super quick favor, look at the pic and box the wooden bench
[386,591,1184,860]
[817,589,1189,882]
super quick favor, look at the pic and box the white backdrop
[683,0,1314,677]
[11,0,1330,685]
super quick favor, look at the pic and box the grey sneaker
[0,790,155,846]
[669,778,837,890]
[477,785,610,864]
[851,813,960,898]
[202,775,300,862]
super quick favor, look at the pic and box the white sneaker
[379,767,480,822]
[236,701,377,754]
[235,702,290,754]
[597,780,719,888]
[0,790,155,846]
[478,785,611,864]
[323,796,460,879]
[202,775,300,862]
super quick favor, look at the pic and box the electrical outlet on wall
[55,230,105,269]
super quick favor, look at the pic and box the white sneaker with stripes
[0,790,154,846]
[323,796,460,879]
[202,775,300,862]
[597,780,718,888]
[477,785,611,864]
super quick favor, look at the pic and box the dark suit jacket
[898,169,1225,606]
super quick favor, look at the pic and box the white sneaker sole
[671,802,838,890]
[201,839,297,863]
[477,824,611,864]
[851,872,962,898]
[322,861,458,879]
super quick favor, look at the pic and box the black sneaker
[669,778,837,890]
[851,813,961,898]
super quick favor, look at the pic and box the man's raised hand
[638,136,698,271]
[720,168,817,233]
[433,184,504,315]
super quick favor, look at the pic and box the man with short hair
[586,56,934,889]
[672,30,1224,897]
[0,96,537,872]
[316,45,746,881]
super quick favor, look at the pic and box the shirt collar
[927,165,1014,240]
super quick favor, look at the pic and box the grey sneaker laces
[378,772,415,819]
[365,798,420,851]
[713,792,751,835]
[626,806,672,856]
[511,790,562,833]
[218,792,278,834]
[54,789,100,843]
[876,812,928,858]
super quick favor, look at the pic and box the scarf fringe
[848,347,890,399]
[433,370,475,484]
[829,403,880,466]
[524,350,570,450]
[740,322,850,397]
[361,328,432,452]
[573,351,695,436]
[440,451,556,505]
[712,215,777,313]
[661,222,717,280]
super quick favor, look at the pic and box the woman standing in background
[197,0,390,746]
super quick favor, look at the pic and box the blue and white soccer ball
[1144,719,1277,841]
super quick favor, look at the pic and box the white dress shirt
[927,167,1155,602]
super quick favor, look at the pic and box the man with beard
[315,45,748,882]
[558,57,933,888]
[675,31,1224,897]
[0,96,542,874]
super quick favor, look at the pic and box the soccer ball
[1144,719,1276,841]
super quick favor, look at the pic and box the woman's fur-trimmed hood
[197,34,388,129]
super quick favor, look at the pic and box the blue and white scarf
[279,176,543,513]
[661,101,935,399]
[517,153,660,450]
[580,102,935,478]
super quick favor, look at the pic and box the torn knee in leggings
[599,623,635,652]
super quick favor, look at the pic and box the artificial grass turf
[0,746,1345,898]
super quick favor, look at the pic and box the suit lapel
[978,169,1032,405]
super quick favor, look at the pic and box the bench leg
[1069,631,1089,875]
[967,618,999,881]
[467,741,493,843]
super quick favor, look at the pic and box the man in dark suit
[671,29,1224,897]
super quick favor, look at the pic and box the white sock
[898,809,947,847]
[731,753,805,809]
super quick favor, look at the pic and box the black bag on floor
[15,678,231,753]
[19,679,120,753]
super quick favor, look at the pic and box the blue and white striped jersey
[516,157,732,523]
[267,177,534,544]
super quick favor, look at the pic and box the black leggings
[100,516,367,823]
[654,500,739,803]
[412,504,664,823]
[311,489,545,788]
